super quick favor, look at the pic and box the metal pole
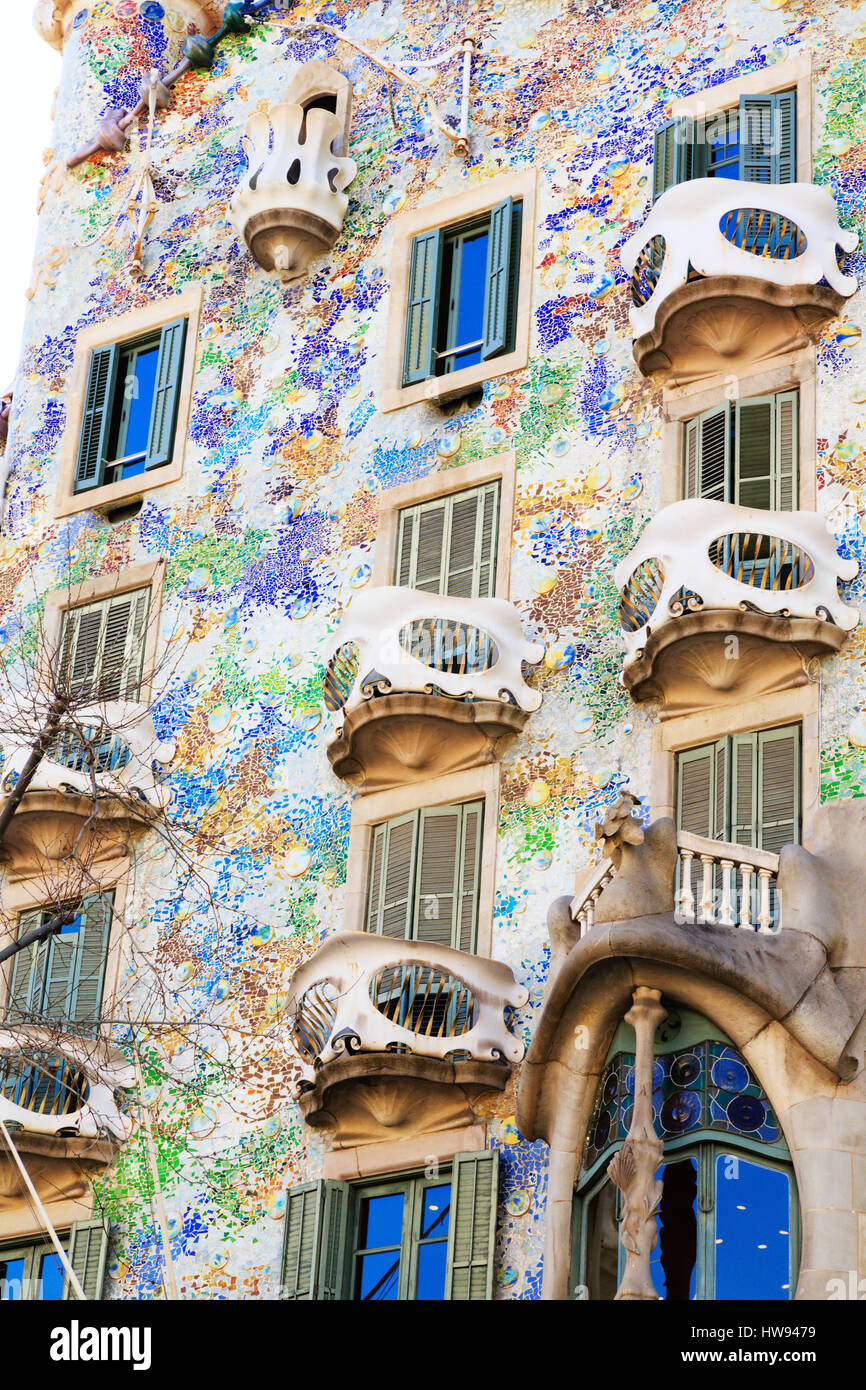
[0,1116,87,1300]
[131,1034,179,1300]
[459,36,475,150]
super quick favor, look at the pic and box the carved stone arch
[518,953,840,1300]
[287,60,354,158]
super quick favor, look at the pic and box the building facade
[0,0,864,1301]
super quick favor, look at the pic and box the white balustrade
[286,931,528,1084]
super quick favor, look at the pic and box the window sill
[381,337,529,414]
[54,456,182,519]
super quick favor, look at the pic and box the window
[58,587,150,701]
[396,481,500,598]
[574,1012,798,1301]
[5,894,113,1037]
[403,199,522,386]
[74,318,187,494]
[366,801,483,952]
[0,1224,108,1302]
[280,1150,498,1300]
[684,391,798,510]
[676,724,800,855]
[653,91,797,198]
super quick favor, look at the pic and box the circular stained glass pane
[711,1055,750,1092]
[670,1052,701,1087]
[594,1111,611,1150]
[726,1094,766,1132]
[660,1090,701,1133]
[602,1071,618,1105]
[626,1061,664,1094]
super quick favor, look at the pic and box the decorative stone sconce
[229,73,357,281]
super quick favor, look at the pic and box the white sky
[1,11,61,388]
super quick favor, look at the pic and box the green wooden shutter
[396,484,501,598]
[68,895,112,1036]
[403,230,443,386]
[75,345,119,492]
[714,737,728,841]
[367,812,419,939]
[684,417,700,500]
[145,317,187,470]
[5,909,43,1024]
[481,197,514,360]
[457,801,483,953]
[445,1148,499,1300]
[774,390,798,512]
[735,395,774,511]
[757,725,800,853]
[731,733,758,848]
[59,602,105,699]
[677,743,717,839]
[281,1180,350,1300]
[410,498,449,593]
[62,1219,109,1300]
[653,117,692,200]
[414,806,462,948]
[101,588,151,700]
[739,92,796,185]
[395,507,416,587]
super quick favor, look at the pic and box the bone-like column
[607,985,666,1300]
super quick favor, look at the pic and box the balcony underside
[326,692,530,791]
[297,1051,511,1147]
[623,610,847,715]
[0,1130,119,1211]
[633,275,847,382]
[0,789,153,880]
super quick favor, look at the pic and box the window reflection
[714,1155,792,1300]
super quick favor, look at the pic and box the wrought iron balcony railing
[286,931,528,1083]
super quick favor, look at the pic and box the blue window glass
[358,1191,404,1250]
[714,1155,792,1300]
[357,1249,401,1300]
[38,1252,65,1301]
[352,1175,453,1301]
[708,115,740,179]
[416,1182,451,1299]
[122,344,159,463]
[0,1257,25,1300]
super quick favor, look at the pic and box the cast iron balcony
[615,499,859,711]
[286,931,528,1142]
[323,587,544,790]
[621,179,858,381]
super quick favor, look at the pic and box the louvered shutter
[774,390,798,512]
[698,404,731,503]
[367,813,418,939]
[758,725,800,853]
[68,895,112,1036]
[773,91,797,184]
[735,395,774,511]
[396,484,501,598]
[739,95,775,185]
[677,744,716,838]
[731,734,758,848]
[409,498,448,593]
[477,483,500,599]
[102,588,150,700]
[5,909,43,1023]
[145,318,187,470]
[444,1149,499,1300]
[652,117,692,200]
[714,738,728,841]
[457,801,483,953]
[75,345,119,492]
[395,508,416,587]
[59,603,104,700]
[63,1219,109,1300]
[684,418,700,500]
[403,230,443,386]
[414,806,462,948]
[281,1180,350,1299]
[481,197,514,360]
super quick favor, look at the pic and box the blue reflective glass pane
[715,1155,791,1299]
[0,1257,25,1300]
[453,231,489,350]
[357,1192,404,1250]
[712,162,741,180]
[448,346,482,371]
[420,1184,451,1239]
[416,1241,448,1300]
[123,345,159,458]
[356,1250,401,1300]
[38,1251,65,1300]
[120,458,147,480]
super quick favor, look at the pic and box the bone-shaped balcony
[229,99,357,280]
[286,931,528,1143]
[615,499,859,712]
[621,179,858,382]
[323,587,544,790]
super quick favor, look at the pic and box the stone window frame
[343,763,501,959]
[668,49,813,184]
[380,170,536,414]
[54,283,202,519]
[650,683,820,842]
[371,451,518,598]
[660,347,818,510]
[41,556,167,706]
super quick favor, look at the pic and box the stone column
[607,984,666,1300]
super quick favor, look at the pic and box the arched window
[573,1007,799,1300]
